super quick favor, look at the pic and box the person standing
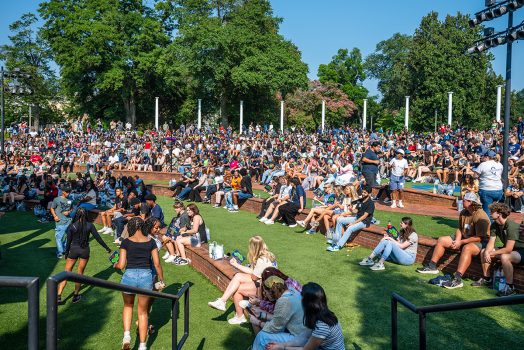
[389,149,409,209]
[114,218,165,350]
[474,150,503,218]
[361,141,381,187]
[50,184,73,258]
[57,208,112,304]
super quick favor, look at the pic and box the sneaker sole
[416,270,439,274]
[370,268,385,271]
[443,282,463,289]
[359,263,374,266]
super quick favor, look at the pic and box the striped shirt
[312,320,345,350]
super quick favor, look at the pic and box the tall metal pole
[197,99,202,130]
[496,85,503,123]
[362,99,367,130]
[239,100,244,134]
[404,96,410,130]
[280,100,284,133]
[154,97,159,130]
[29,105,32,130]
[434,109,438,133]
[502,11,513,190]
[448,92,453,127]
[1,66,5,159]
[321,100,326,133]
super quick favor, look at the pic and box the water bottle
[387,221,392,230]
[208,241,216,258]
[457,199,463,212]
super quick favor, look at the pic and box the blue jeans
[70,203,97,218]
[237,191,253,200]
[372,239,415,265]
[335,216,366,247]
[121,268,153,292]
[177,187,192,200]
[55,223,69,255]
[225,191,235,208]
[261,170,272,184]
[478,189,503,218]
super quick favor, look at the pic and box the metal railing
[0,276,40,350]
[391,292,524,350]
[46,272,190,350]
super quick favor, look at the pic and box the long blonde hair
[247,236,275,266]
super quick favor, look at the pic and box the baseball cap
[485,150,497,158]
[396,149,405,155]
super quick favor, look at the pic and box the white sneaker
[398,201,404,208]
[165,255,177,263]
[359,257,375,266]
[138,344,147,350]
[227,314,247,325]
[238,300,250,309]
[390,202,397,209]
[233,205,239,210]
[208,298,226,311]
[122,334,131,350]
[297,220,306,228]
[370,262,385,271]
[105,228,114,235]
[98,226,108,233]
[162,252,170,260]
[259,217,268,223]
[265,220,274,225]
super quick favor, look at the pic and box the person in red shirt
[30,152,43,164]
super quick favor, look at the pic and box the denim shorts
[389,175,405,191]
[121,268,153,293]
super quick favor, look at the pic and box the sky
[1,0,523,98]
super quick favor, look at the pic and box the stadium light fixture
[469,0,523,27]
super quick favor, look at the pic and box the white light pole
[321,100,326,133]
[405,96,410,130]
[29,105,32,129]
[154,97,159,130]
[239,100,244,133]
[448,92,453,127]
[363,98,367,130]
[280,100,284,133]
[197,99,202,129]
[496,85,503,123]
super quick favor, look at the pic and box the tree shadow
[429,216,458,231]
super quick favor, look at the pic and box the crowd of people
[2,118,524,349]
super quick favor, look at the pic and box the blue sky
[1,0,523,98]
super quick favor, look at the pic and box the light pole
[1,67,32,159]
[404,96,410,130]
[321,100,326,133]
[496,84,503,122]
[154,97,159,130]
[362,99,367,130]
[447,92,453,127]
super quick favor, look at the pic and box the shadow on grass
[429,216,458,232]
[353,252,524,349]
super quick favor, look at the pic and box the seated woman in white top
[208,236,276,325]
[359,217,418,271]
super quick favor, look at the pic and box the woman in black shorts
[57,208,111,305]
[114,217,164,350]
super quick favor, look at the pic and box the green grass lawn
[1,196,522,349]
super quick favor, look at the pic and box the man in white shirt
[389,149,409,208]
[474,150,503,218]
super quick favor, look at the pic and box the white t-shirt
[475,160,503,191]
[389,158,409,177]
[252,257,275,278]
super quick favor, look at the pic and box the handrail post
[172,299,178,350]
[391,296,398,350]
[27,278,39,350]
[46,277,58,350]
[419,311,427,350]
[184,286,189,339]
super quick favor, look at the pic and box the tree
[407,12,503,130]
[0,13,60,129]
[171,0,308,126]
[365,33,413,111]
[285,81,356,130]
[318,48,368,119]
[39,0,173,125]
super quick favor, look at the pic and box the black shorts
[67,246,90,259]
[515,249,524,265]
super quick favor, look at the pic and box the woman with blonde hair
[208,235,276,325]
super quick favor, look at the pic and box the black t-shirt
[362,148,379,174]
[132,203,151,218]
[240,175,253,194]
[120,238,157,269]
[355,197,375,227]
[116,196,129,210]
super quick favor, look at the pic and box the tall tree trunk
[220,89,228,127]
[123,92,136,126]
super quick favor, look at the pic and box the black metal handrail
[391,292,524,349]
[46,272,189,350]
[0,276,39,350]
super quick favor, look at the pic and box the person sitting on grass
[416,192,490,290]
[173,203,208,266]
[327,185,375,252]
[160,201,190,264]
[266,282,345,350]
[359,217,418,271]
[250,276,307,350]
[472,203,524,297]
[297,183,335,234]
[98,187,127,236]
[208,236,276,325]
